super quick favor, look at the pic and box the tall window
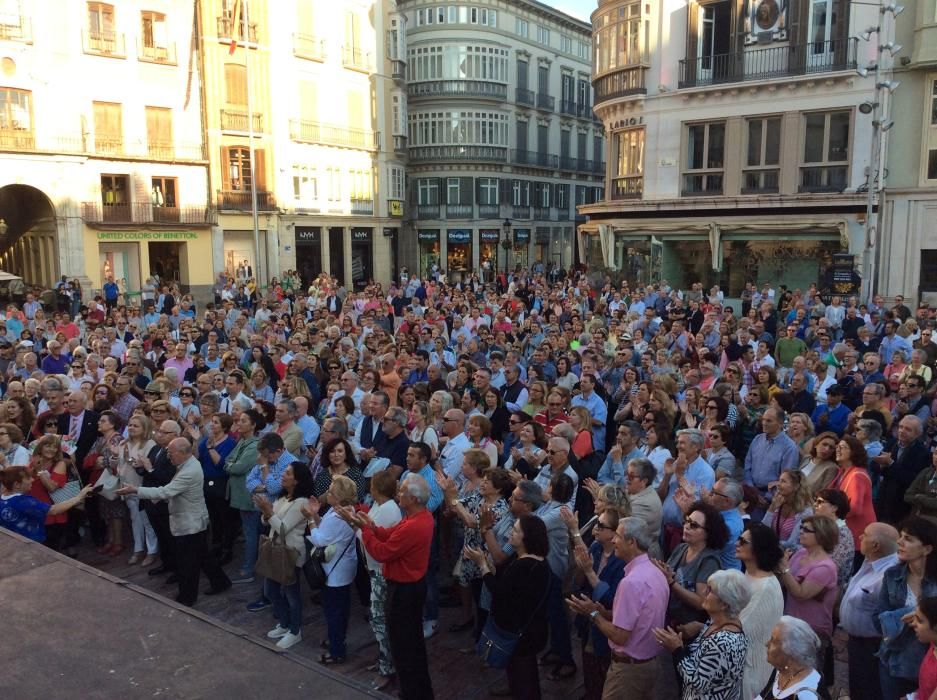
[515,18,528,37]
[140,10,168,59]
[93,101,122,154]
[931,79,937,125]
[800,111,849,192]
[145,106,172,158]
[594,1,642,73]
[418,178,438,205]
[101,174,129,209]
[224,63,247,106]
[151,176,177,209]
[389,166,404,200]
[615,128,644,198]
[743,117,781,193]
[226,147,252,190]
[683,121,725,195]
[292,166,318,205]
[447,178,461,205]
[478,177,498,205]
[0,87,32,147]
[87,1,118,53]
[536,25,550,45]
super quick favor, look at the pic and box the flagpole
[241,0,261,290]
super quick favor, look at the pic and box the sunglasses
[801,525,816,534]
[706,404,718,410]
[180,393,195,398]
[684,519,706,530]
[546,449,564,455]
[736,536,751,545]
[594,522,615,532]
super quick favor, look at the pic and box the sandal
[319,653,346,666]
[547,663,577,681]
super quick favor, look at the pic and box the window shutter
[224,63,248,106]
[254,149,266,190]
[299,81,316,121]
[475,177,484,204]
[788,0,807,73]
[686,3,699,82]
[831,0,848,61]
[461,177,472,205]
[500,178,510,203]
[433,177,442,205]
[220,146,231,190]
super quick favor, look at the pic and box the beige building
[877,0,937,303]
[200,0,404,292]
[0,0,212,296]
[579,0,883,300]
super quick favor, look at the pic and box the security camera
[859,100,877,114]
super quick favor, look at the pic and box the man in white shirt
[327,371,365,417]
[293,396,320,458]
[437,409,471,483]
[533,437,578,509]
[839,522,899,700]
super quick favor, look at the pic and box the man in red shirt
[338,474,435,700]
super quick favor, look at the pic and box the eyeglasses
[145,391,161,397]
[684,518,706,530]
[546,449,564,455]
[625,472,641,481]
[180,393,195,398]
[442,417,460,423]
[547,402,563,407]
[706,404,718,410]
[711,489,730,499]
[508,419,522,425]
[814,497,827,506]
[736,536,751,545]
[801,525,816,534]
[594,522,615,532]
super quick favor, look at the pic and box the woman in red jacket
[826,435,875,560]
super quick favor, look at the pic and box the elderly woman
[876,516,937,699]
[306,474,359,665]
[737,523,785,700]
[756,616,823,699]
[653,569,751,699]
[705,423,738,481]
[777,514,840,665]
[466,414,499,468]
[224,409,263,584]
[786,411,815,456]
[762,469,813,551]
[0,423,31,467]
[252,461,315,651]
[429,390,454,436]
[92,411,129,555]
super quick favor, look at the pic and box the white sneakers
[267,625,289,639]
[276,631,303,649]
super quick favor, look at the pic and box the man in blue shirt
[571,372,607,453]
[597,421,644,485]
[103,276,119,312]
[709,478,744,570]
[744,407,801,504]
[659,429,716,530]
[879,320,913,364]
[811,385,851,436]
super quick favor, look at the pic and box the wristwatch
[589,610,600,622]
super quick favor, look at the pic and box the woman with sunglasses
[177,387,200,424]
[735,522,785,699]
[776,514,839,669]
[655,501,729,630]
[812,489,855,588]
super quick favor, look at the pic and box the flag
[228,0,241,55]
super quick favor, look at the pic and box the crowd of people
[2,267,937,700]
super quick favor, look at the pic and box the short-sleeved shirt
[610,553,669,660]
[0,493,51,542]
[784,549,838,637]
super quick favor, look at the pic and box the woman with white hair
[755,616,822,699]
[653,569,751,699]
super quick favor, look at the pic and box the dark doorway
[328,227,345,286]
[148,242,182,286]
[295,226,322,287]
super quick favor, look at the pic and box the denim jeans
[322,584,352,659]
[423,511,439,622]
[879,662,916,700]
[239,509,261,575]
[547,571,573,665]
[264,569,302,634]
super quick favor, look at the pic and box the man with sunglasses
[706,478,744,570]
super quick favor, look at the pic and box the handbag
[302,533,354,590]
[50,463,83,505]
[476,564,551,669]
[255,524,299,585]
[93,468,121,501]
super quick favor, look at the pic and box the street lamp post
[501,218,512,281]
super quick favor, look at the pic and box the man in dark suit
[875,415,931,524]
[140,420,182,577]
[356,392,387,463]
[59,391,102,546]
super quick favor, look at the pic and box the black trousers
[204,487,239,554]
[145,503,176,570]
[848,635,884,700]
[174,529,230,606]
[386,578,434,700]
[507,652,542,700]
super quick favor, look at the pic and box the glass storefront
[295,226,322,286]
[447,229,471,278]
[513,229,530,271]
[351,228,373,290]
[479,229,499,281]
[418,229,440,278]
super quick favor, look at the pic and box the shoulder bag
[255,523,299,586]
[476,563,551,669]
[50,462,83,505]
[302,532,354,590]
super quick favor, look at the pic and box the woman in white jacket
[253,460,315,650]
[306,473,359,665]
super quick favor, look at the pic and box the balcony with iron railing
[94,136,124,156]
[391,58,406,80]
[342,46,373,72]
[593,66,647,105]
[81,202,217,225]
[798,165,848,193]
[593,161,606,174]
[416,204,440,219]
[560,99,578,116]
[293,34,326,61]
[556,207,570,221]
[446,204,473,219]
[409,144,508,163]
[533,207,551,220]
[82,29,126,57]
[290,119,379,150]
[741,169,780,195]
[678,38,858,89]
[217,190,277,211]
[217,14,257,44]
[513,150,558,169]
[536,93,555,111]
[220,109,264,133]
[515,88,535,106]
[144,141,208,161]
[393,134,408,154]
[409,80,507,101]
[682,172,725,197]
[512,205,531,219]
[478,204,500,218]
[0,132,207,161]
[351,198,374,215]
[611,176,643,200]
[138,41,176,64]
[0,16,31,42]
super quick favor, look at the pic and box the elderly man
[566,517,669,699]
[534,391,570,432]
[292,396,320,455]
[437,408,470,482]
[272,399,304,456]
[328,371,365,416]
[625,458,662,557]
[533,436,578,509]
[339,474,436,700]
[876,416,931,523]
[708,478,744,570]
[895,375,931,424]
[40,340,69,374]
[373,406,411,480]
[139,420,183,577]
[355,392,384,461]
[840,522,900,700]
[597,421,644,485]
[119,438,231,606]
[500,364,529,413]
[743,407,800,504]
[657,429,716,533]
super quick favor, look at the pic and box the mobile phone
[92,484,104,494]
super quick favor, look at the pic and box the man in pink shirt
[567,517,669,699]
[163,342,193,376]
